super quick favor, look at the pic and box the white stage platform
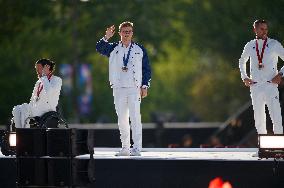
[2,147,282,161]
[72,147,274,161]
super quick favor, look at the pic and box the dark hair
[36,58,56,71]
[119,21,134,32]
[253,19,268,28]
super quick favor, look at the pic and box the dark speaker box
[47,158,72,186]
[73,158,95,186]
[17,157,47,186]
[17,157,73,187]
[46,128,94,157]
[46,129,72,157]
[72,129,95,156]
[16,128,46,157]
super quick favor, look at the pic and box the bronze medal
[122,66,128,72]
[255,38,267,71]
[122,43,133,73]
[35,96,40,102]
[258,63,264,69]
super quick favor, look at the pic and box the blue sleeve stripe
[137,43,152,87]
[96,38,118,57]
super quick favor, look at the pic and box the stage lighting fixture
[0,131,16,156]
[258,134,284,159]
[9,132,16,147]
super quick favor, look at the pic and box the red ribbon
[255,38,267,67]
[36,74,52,97]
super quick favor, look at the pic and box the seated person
[12,58,62,128]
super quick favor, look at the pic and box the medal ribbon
[36,74,52,97]
[255,38,267,67]
[122,43,133,68]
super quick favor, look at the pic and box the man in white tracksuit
[12,58,62,128]
[96,21,151,156]
[239,20,284,135]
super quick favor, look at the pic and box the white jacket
[96,39,151,88]
[109,42,144,87]
[29,75,62,117]
[239,38,284,82]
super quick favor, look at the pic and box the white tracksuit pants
[250,83,283,134]
[113,87,142,150]
[12,103,31,128]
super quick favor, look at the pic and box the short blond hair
[119,21,134,32]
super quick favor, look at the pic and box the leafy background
[1,0,284,124]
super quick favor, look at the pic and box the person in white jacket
[96,21,151,156]
[12,58,62,128]
[239,19,284,135]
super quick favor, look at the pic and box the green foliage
[189,55,250,121]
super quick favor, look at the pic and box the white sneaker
[115,147,130,156]
[130,148,141,156]
[252,152,259,157]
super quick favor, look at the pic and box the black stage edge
[0,154,284,188]
[0,157,17,188]
[91,159,284,188]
